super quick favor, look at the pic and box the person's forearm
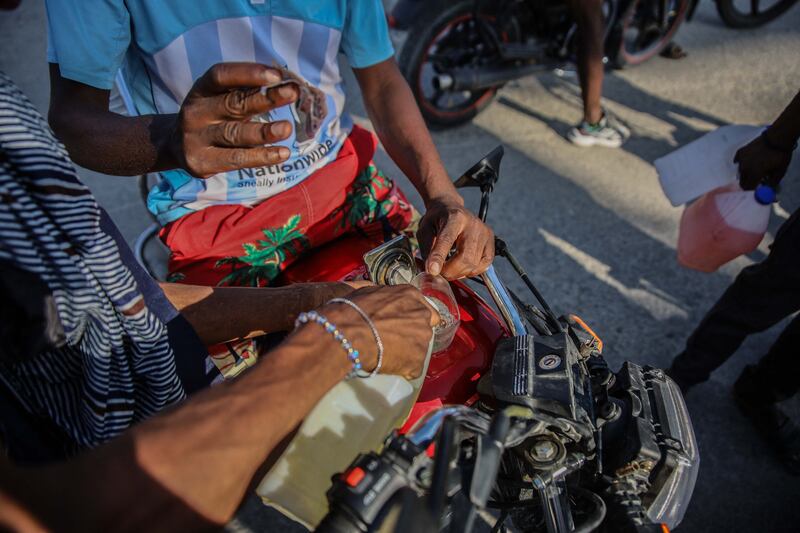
[766,90,800,150]
[48,64,178,176]
[54,109,177,176]
[161,281,351,345]
[356,61,462,207]
[2,319,355,531]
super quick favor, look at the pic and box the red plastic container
[677,183,775,272]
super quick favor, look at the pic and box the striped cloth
[0,71,185,449]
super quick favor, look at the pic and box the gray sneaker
[567,115,630,148]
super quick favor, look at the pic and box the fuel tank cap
[363,235,419,285]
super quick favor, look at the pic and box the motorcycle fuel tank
[278,233,508,425]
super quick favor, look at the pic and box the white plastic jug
[256,341,434,528]
[655,124,765,207]
[677,183,775,272]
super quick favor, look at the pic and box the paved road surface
[1,2,799,532]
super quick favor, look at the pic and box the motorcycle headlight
[645,371,700,529]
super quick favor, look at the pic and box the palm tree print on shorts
[331,164,397,237]
[215,214,309,287]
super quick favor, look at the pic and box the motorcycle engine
[333,234,698,532]
[484,322,698,532]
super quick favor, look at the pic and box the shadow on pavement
[498,68,800,268]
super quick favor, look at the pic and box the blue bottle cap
[754,184,776,205]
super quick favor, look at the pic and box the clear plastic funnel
[411,273,461,353]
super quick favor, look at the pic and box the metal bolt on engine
[532,439,559,462]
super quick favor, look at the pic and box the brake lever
[469,411,511,508]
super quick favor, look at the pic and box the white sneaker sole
[566,131,624,148]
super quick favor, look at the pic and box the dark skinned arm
[736,89,800,190]
[48,63,298,178]
[0,323,351,532]
[0,286,437,532]
[160,281,369,346]
[353,58,495,280]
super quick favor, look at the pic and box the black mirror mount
[453,146,504,223]
[453,145,504,191]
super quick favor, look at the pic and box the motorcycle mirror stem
[453,145,503,224]
[455,146,561,332]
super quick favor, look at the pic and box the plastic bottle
[677,183,776,272]
[655,124,764,207]
[256,340,434,529]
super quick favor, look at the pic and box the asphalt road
[1,1,800,532]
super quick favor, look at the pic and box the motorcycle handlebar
[481,265,528,336]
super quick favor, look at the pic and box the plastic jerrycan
[256,338,435,529]
[655,124,764,207]
[677,183,776,272]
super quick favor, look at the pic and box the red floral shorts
[159,125,415,376]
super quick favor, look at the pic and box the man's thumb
[426,256,442,276]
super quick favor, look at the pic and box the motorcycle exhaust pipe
[433,62,547,92]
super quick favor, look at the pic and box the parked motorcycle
[390,0,690,127]
[274,146,698,532]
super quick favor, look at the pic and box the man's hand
[173,63,299,178]
[321,285,439,379]
[735,133,793,190]
[352,60,495,279]
[417,195,495,280]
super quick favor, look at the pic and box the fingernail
[270,122,288,137]
[278,147,290,159]
[278,85,297,99]
[428,262,441,276]
[261,68,281,84]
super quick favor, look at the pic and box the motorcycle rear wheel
[715,0,798,28]
[398,0,516,128]
[610,0,690,68]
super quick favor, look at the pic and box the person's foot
[734,366,800,475]
[566,115,629,148]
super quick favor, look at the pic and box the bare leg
[567,0,605,124]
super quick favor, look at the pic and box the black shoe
[734,366,800,476]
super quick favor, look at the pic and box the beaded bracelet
[295,310,364,379]
[328,298,384,378]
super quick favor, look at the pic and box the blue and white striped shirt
[45,0,396,225]
[0,72,186,449]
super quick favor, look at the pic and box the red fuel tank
[278,234,508,429]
